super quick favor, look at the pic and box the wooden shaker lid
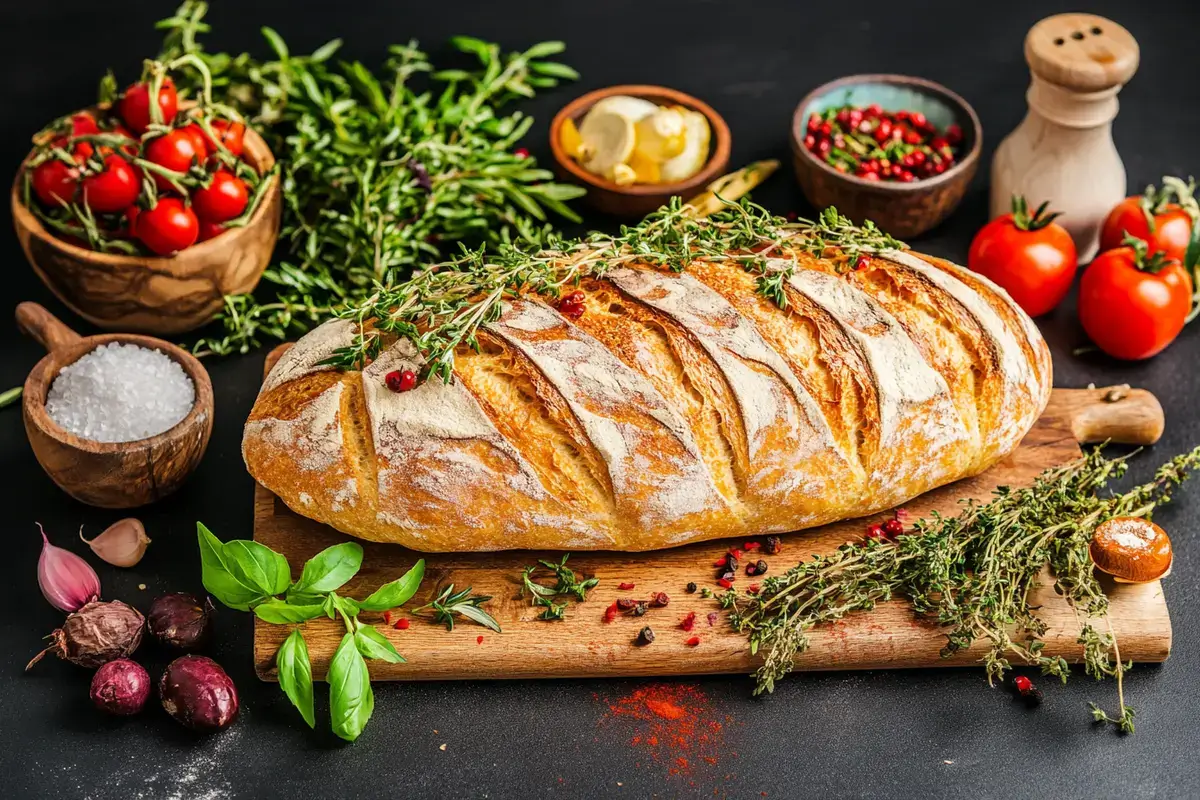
[1025,14,1139,92]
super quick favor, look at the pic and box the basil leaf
[358,559,426,612]
[322,593,339,620]
[291,542,363,596]
[329,632,374,742]
[197,523,265,611]
[354,626,405,664]
[276,630,315,728]
[223,539,292,597]
[334,595,361,617]
[254,599,326,624]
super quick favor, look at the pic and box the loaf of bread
[244,247,1051,552]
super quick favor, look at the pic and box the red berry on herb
[394,618,409,630]
[909,111,927,129]
[686,636,701,647]
[945,124,963,145]
[514,147,530,158]
[900,170,916,182]
[804,134,816,150]
[817,139,832,155]
[807,114,820,132]
[866,103,883,117]
[385,369,417,393]
[865,524,887,542]
[862,172,881,182]
[883,518,905,538]
[931,137,950,152]
[818,122,833,137]
[1014,675,1033,694]
[854,255,872,271]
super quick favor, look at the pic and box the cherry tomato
[1078,242,1193,360]
[119,77,179,134]
[81,155,141,214]
[192,171,248,223]
[178,124,209,163]
[71,112,99,137]
[1099,185,1194,262]
[197,219,226,242]
[31,159,79,206]
[144,130,200,191]
[204,119,246,158]
[135,198,199,256]
[967,196,1078,317]
[109,123,140,157]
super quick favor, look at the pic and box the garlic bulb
[80,519,151,568]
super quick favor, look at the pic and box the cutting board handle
[1054,384,1164,446]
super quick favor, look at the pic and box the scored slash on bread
[243,248,1051,552]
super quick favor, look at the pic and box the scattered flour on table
[45,342,195,443]
[74,723,240,800]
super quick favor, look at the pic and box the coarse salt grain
[45,342,195,443]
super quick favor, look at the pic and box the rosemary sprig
[154,2,586,356]
[324,197,903,380]
[728,445,1200,732]
[413,584,501,633]
[521,554,599,620]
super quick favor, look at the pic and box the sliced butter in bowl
[578,95,659,178]
[659,110,711,184]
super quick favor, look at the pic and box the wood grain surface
[252,346,1171,681]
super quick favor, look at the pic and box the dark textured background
[2,2,1199,798]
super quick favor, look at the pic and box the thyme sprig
[728,445,1200,733]
[521,554,599,620]
[154,2,586,356]
[413,584,501,633]
[324,197,903,380]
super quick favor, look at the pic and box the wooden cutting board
[253,345,1171,681]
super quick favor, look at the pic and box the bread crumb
[138,583,146,590]
[944,760,954,765]
[439,743,447,751]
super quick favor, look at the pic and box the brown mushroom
[1089,517,1173,583]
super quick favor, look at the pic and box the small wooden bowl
[790,75,982,238]
[11,119,282,335]
[17,301,214,508]
[550,85,731,219]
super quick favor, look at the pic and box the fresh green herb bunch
[413,584,501,632]
[521,554,600,620]
[324,197,903,381]
[727,445,1200,734]
[154,2,586,355]
[197,523,428,741]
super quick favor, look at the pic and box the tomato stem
[1010,194,1062,232]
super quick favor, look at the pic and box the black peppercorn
[650,592,669,608]
[632,602,648,617]
[746,560,769,577]
[686,582,698,594]
[725,555,740,573]
[765,536,782,555]
[616,598,637,611]
[635,626,655,646]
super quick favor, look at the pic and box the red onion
[159,655,239,733]
[90,659,151,715]
[36,523,100,613]
[147,593,214,651]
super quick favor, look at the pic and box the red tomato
[192,171,248,222]
[109,123,140,157]
[80,155,141,214]
[144,130,200,191]
[1078,243,1193,360]
[967,196,1078,317]
[135,198,198,256]
[1099,193,1194,263]
[31,159,79,206]
[178,124,209,162]
[119,77,179,134]
[71,112,100,137]
[197,219,226,242]
[204,119,246,158]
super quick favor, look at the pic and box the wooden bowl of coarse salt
[16,301,213,508]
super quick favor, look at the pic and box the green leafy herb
[323,197,902,381]
[276,629,315,728]
[0,387,21,410]
[329,632,374,743]
[414,584,501,632]
[154,2,585,357]
[197,522,425,741]
[728,445,1200,733]
[521,554,599,620]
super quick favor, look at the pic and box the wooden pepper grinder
[991,14,1139,262]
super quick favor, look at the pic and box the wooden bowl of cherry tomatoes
[11,72,282,336]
